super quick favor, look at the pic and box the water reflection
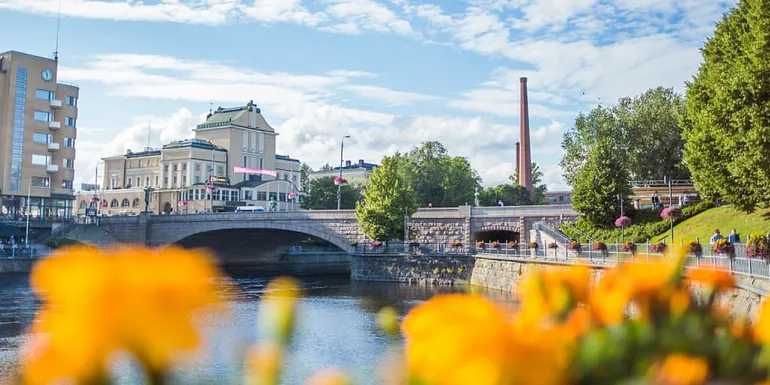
[0,268,514,384]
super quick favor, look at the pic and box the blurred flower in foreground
[246,343,284,385]
[21,246,228,385]
[651,354,709,385]
[377,306,399,338]
[305,368,351,385]
[259,276,302,346]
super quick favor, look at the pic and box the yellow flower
[403,294,571,385]
[688,268,735,290]
[517,266,591,324]
[305,368,351,385]
[377,306,400,337]
[260,276,302,345]
[652,354,709,385]
[591,270,631,326]
[754,300,770,344]
[21,246,228,384]
[669,288,691,316]
[246,343,284,385]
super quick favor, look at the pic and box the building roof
[232,179,296,189]
[125,149,162,158]
[0,50,56,63]
[195,101,275,133]
[332,161,378,171]
[275,154,300,163]
[162,138,226,151]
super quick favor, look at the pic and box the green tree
[571,139,632,226]
[406,142,480,207]
[508,162,549,205]
[683,0,770,212]
[356,155,418,241]
[561,105,622,187]
[299,163,312,192]
[479,184,533,206]
[615,87,689,180]
[301,177,360,210]
[442,156,481,206]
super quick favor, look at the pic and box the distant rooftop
[275,154,300,163]
[331,159,378,171]
[125,148,162,158]
[195,100,275,132]
[163,138,226,151]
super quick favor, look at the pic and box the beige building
[0,51,79,220]
[76,102,302,217]
[309,159,378,182]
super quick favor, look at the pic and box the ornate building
[76,102,301,218]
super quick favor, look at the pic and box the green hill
[652,206,770,244]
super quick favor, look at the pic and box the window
[244,190,253,200]
[30,176,50,187]
[33,133,50,144]
[269,192,278,202]
[292,175,298,182]
[62,158,74,168]
[182,163,187,171]
[279,193,287,202]
[173,176,177,186]
[79,201,86,209]
[61,180,73,189]
[257,191,267,201]
[217,166,223,175]
[34,110,51,122]
[164,177,168,187]
[164,165,169,172]
[194,176,200,184]
[65,117,76,127]
[66,96,77,106]
[31,154,50,166]
[283,173,288,180]
[145,177,149,186]
[9,67,28,193]
[182,176,187,186]
[155,176,159,187]
[173,164,177,172]
[111,178,117,189]
[136,177,140,187]
[194,163,200,171]
[121,199,130,207]
[35,89,53,100]
[133,198,140,207]
[63,137,75,148]
[110,199,118,208]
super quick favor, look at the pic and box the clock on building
[41,68,53,81]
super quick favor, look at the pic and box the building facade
[0,51,79,220]
[309,159,378,183]
[76,102,301,218]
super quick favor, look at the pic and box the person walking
[727,228,741,243]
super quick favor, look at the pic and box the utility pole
[337,135,350,210]
[668,177,674,243]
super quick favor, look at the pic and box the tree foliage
[356,155,418,241]
[479,184,533,206]
[301,177,361,210]
[570,139,632,226]
[561,88,689,186]
[406,142,481,207]
[683,0,770,212]
[299,163,312,192]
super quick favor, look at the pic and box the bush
[561,201,714,243]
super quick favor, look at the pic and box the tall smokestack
[519,77,533,191]
[515,142,521,182]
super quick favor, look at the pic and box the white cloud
[340,85,438,105]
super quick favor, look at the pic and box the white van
[234,206,266,213]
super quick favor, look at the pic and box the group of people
[640,192,690,210]
[710,228,741,244]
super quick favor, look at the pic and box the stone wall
[351,254,474,285]
[0,259,37,273]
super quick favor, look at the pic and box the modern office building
[309,159,378,183]
[76,101,301,217]
[0,51,79,220]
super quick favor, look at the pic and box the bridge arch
[151,220,353,253]
[472,224,521,243]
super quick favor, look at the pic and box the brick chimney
[519,77,533,191]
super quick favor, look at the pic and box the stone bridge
[63,205,576,264]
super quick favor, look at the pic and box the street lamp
[25,183,31,248]
[337,135,351,210]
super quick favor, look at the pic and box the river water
[0,269,513,384]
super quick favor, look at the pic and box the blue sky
[0,0,735,191]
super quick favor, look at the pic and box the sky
[0,0,736,192]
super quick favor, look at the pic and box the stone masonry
[65,205,577,251]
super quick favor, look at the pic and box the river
[0,269,513,384]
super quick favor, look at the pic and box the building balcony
[46,164,59,173]
[48,142,60,151]
[50,99,62,109]
[48,121,61,130]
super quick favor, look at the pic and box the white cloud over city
[1,0,736,192]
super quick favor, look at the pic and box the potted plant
[333,176,348,186]
[350,241,358,247]
[370,241,382,250]
[712,239,735,259]
[621,240,637,254]
[449,240,462,249]
[660,206,682,221]
[650,242,667,253]
[507,241,519,249]
[476,241,485,249]
[615,216,632,228]
[592,242,607,252]
[528,242,538,250]
[568,240,581,251]
[491,241,501,249]
[747,233,770,261]
[687,241,703,257]
[548,242,559,249]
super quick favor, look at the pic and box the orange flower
[669,288,691,316]
[652,354,709,385]
[688,268,735,290]
[246,343,284,385]
[591,270,631,326]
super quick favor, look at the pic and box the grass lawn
[652,206,770,244]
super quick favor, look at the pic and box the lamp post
[618,193,624,242]
[337,135,350,210]
[24,183,31,248]
[667,177,674,243]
